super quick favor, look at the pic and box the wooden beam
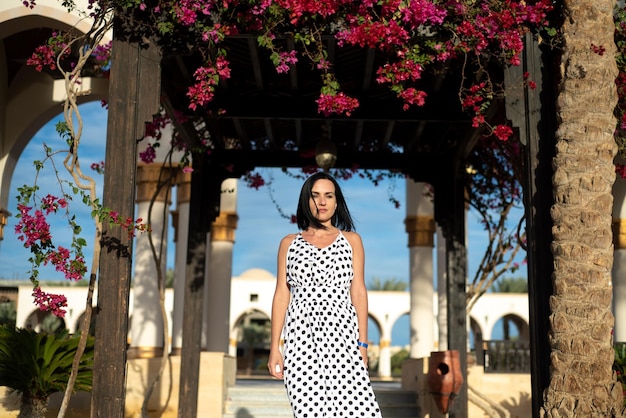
[248,37,264,92]
[353,120,364,151]
[362,48,376,91]
[210,148,441,181]
[264,118,275,146]
[382,121,395,147]
[213,95,468,121]
[92,32,161,417]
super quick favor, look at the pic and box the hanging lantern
[315,136,337,172]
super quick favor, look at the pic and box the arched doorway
[232,309,271,375]
[24,309,66,333]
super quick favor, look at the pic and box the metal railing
[483,340,531,373]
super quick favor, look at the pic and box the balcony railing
[483,340,531,373]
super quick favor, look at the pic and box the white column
[613,176,626,342]
[204,178,238,353]
[128,164,171,359]
[405,180,436,358]
[437,226,448,351]
[378,333,392,380]
[170,171,191,355]
[228,327,239,357]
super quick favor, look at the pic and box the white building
[2,269,530,379]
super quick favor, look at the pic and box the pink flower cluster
[24,0,556,151]
[139,144,157,164]
[15,204,52,248]
[399,88,427,110]
[316,92,360,116]
[187,56,231,110]
[243,172,266,189]
[171,0,218,26]
[90,161,105,174]
[275,50,298,74]
[462,82,489,127]
[15,196,88,280]
[275,0,346,22]
[376,59,425,85]
[523,71,537,90]
[492,125,513,141]
[454,0,551,65]
[32,287,68,318]
[26,32,69,72]
[92,41,112,76]
[15,194,87,316]
[336,17,409,50]
[46,247,87,281]
[108,211,150,239]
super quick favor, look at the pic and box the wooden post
[178,156,223,417]
[505,33,556,416]
[434,167,468,418]
[91,30,161,417]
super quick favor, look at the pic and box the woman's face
[309,179,337,223]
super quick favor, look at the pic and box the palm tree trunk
[542,0,625,415]
[19,394,47,418]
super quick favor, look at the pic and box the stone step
[223,382,420,418]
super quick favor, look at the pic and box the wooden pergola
[92,20,556,418]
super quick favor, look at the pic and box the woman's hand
[359,346,368,368]
[267,350,284,379]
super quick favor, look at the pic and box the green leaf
[0,326,94,398]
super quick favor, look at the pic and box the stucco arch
[231,308,271,336]
[468,315,483,348]
[0,3,98,38]
[23,308,66,332]
[232,306,271,326]
[0,3,110,211]
[485,312,529,341]
[368,312,383,343]
[74,309,97,335]
[389,310,410,345]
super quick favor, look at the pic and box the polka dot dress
[282,232,382,417]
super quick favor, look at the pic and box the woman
[267,172,382,417]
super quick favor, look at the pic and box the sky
[0,101,525,344]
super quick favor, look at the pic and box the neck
[306,225,336,234]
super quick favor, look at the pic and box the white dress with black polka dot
[282,232,382,417]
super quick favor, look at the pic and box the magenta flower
[139,144,157,164]
[316,93,360,116]
[493,125,513,141]
[32,287,68,318]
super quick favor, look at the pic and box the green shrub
[0,326,93,417]
[391,348,410,377]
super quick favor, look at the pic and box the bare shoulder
[341,231,363,247]
[279,233,299,250]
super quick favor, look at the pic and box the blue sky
[0,102,524,344]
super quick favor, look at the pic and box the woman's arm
[267,234,294,379]
[346,231,369,367]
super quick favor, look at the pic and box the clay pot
[427,350,464,414]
